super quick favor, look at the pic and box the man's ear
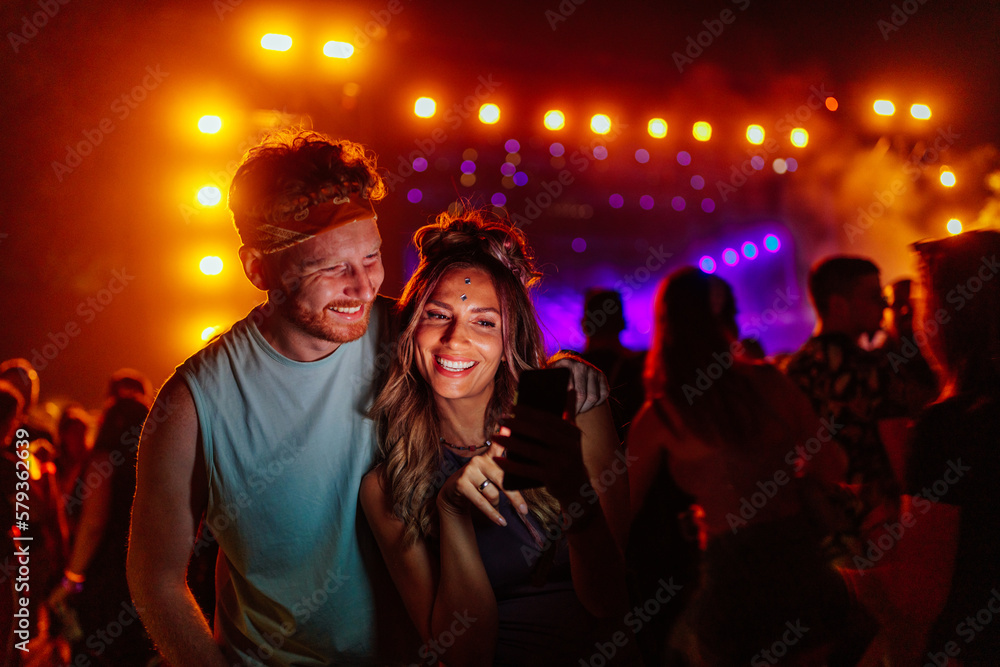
[239,245,271,291]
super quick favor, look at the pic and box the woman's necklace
[438,436,491,453]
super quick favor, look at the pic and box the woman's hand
[436,442,528,526]
[494,404,590,508]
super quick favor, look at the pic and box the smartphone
[503,367,571,490]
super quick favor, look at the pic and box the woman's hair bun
[412,208,540,288]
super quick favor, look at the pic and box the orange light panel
[873,100,895,116]
[200,256,223,276]
[323,41,355,58]
[198,115,222,134]
[414,97,436,118]
[261,34,292,51]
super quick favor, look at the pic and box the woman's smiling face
[414,266,504,406]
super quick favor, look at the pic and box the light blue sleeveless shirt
[179,297,392,666]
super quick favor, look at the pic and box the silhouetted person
[880,278,939,416]
[629,267,861,663]
[580,288,645,441]
[904,231,1000,662]
[781,256,902,525]
[48,381,156,665]
[56,403,92,536]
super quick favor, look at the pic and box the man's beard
[284,298,373,345]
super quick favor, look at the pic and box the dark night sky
[2,0,999,410]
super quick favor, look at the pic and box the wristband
[64,569,86,584]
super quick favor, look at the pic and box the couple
[127,130,629,666]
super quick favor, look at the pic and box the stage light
[722,248,739,266]
[549,142,565,157]
[572,238,587,253]
[198,115,222,134]
[609,194,623,208]
[742,242,758,259]
[323,41,354,58]
[500,162,516,176]
[693,121,712,141]
[200,256,223,276]
[479,103,500,124]
[544,110,565,130]
[940,169,956,187]
[412,157,428,172]
[676,151,691,166]
[947,218,962,235]
[635,148,649,163]
[201,326,220,342]
[648,118,667,138]
[590,114,611,134]
[763,234,781,252]
[910,104,931,120]
[460,173,476,187]
[513,172,528,186]
[593,146,608,160]
[690,175,705,190]
[699,256,717,274]
[261,34,292,51]
[746,124,765,145]
[407,188,422,203]
[790,128,808,147]
[505,139,520,153]
[491,192,506,207]
[639,195,654,210]
[671,196,685,211]
[773,158,787,174]
[873,100,895,116]
[785,158,798,172]
[414,97,436,118]
[197,186,222,206]
[825,97,838,111]
[701,198,715,213]
[460,160,476,174]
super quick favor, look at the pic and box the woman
[853,230,1000,664]
[361,212,631,666]
[627,267,857,664]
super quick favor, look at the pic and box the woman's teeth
[436,357,475,371]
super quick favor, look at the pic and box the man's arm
[127,374,228,667]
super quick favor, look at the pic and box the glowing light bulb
[414,97,436,118]
[648,118,667,138]
[544,110,565,130]
[590,114,611,135]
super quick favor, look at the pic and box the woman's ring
[478,479,492,492]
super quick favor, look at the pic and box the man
[781,256,902,520]
[127,130,604,666]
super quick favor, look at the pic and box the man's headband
[242,184,377,254]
